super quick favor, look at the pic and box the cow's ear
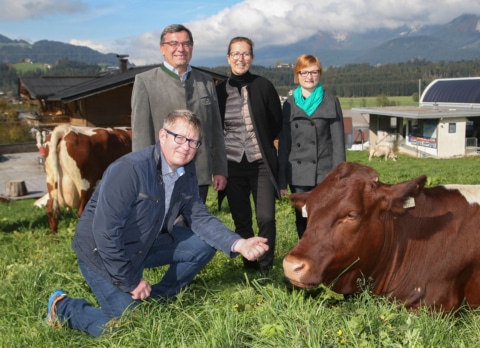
[382,175,427,214]
[290,192,310,212]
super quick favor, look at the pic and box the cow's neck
[370,212,414,296]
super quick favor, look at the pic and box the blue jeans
[55,226,216,337]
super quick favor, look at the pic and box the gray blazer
[131,65,227,186]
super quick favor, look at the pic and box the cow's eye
[347,212,360,220]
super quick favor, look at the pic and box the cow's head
[389,152,398,161]
[283,162,426,294]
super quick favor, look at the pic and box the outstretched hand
[233,237,269,261]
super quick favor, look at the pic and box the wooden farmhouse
[18,58,227,130]
[352,77,480,158]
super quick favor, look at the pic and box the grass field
[1,151,480,347]
[338,96,418,109]
[13,62,47,74]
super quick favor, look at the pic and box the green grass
[13,62,47,74]
[338,96,418,109]
[1,152,480,347]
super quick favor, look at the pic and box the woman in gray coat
[278,54,346,239]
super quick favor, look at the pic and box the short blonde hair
[293,54,323,84]
[163,109,202,139]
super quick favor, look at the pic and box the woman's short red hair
[293,54,323,84]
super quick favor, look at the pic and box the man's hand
[233,237,269,261]
[212,175,227,191]
[130,278,152,300]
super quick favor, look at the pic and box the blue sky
[1,0,479,66]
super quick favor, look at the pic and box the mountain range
[1,14,480,68]
[196,13,480,67]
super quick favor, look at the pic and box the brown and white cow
[369,144,397,161]
[44,125,132,233]
[283,162,480,312]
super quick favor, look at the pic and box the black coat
[216,72,283,198]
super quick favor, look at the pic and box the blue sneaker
[46,289,67,327]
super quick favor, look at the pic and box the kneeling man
[46,110,268,337]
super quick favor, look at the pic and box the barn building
[18,57,227,130]
[352,77,480,158]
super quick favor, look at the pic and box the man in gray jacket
[131,24,227,202]
[46,110,268,337]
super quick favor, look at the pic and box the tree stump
[6,180,28,197]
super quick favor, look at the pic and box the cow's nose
[283,255,308,278]
[292,262,306,273]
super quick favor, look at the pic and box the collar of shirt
[160,150,185,181]
[163,61,192,82]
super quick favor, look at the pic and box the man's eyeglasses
[162,41,193,49]
[298,70,320,77]
[229,52,252,60]
[164,129,202,149]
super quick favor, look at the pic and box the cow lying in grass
[283,162,480,313]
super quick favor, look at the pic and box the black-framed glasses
[298,70,320,77]
[161,41,193,49]
[164,129,202,149]
[229,52,252,60]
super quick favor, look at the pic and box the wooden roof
[18,65,227,103]
[18,76,99,99]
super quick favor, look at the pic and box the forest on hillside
[1,58,480,98]
[206,59,480,97]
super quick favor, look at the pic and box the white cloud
[0,0,88,21]
[123,0,480,65]
[4,0,478,66]
[107,31,162,66]
[69,39,110,53]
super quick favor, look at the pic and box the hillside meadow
[1,151,480,347]
[13,62,48,74]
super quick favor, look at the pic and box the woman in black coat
[216,37,282,275]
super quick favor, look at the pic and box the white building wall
[437,117,466,158]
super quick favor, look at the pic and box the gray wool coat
[277,92,346,189]
[131,64,227,186]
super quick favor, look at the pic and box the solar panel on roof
[421,78,480,104]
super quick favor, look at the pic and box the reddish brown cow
[44,125,132,233]
[283,162,480,312]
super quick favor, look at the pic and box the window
[448,123,456,133]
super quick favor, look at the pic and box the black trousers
[198,185,209,204]
[226,157,276,269]
[290,185,315,239]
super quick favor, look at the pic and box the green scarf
[293,85,324,116]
